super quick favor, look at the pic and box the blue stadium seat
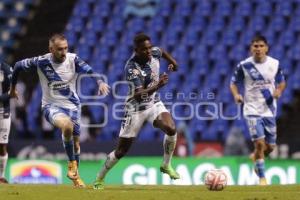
[215,1,233,17]
[228,15,246,33]
[289,16,300,32]
[209,16,225,33]
[278,31,295,47]
[195,0,212,17]
[73,0,90,18]
[255,1,272,17]
[248,16,266,32]
[235,1,252,17]
[269,16,286,32]
[221,30,238,47]
[269,45,285,60]
[229,44,247,62]
[189,16,207,33]
[275,1,293,17]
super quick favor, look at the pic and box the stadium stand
[2,0,300,145]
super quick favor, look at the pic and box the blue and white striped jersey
[231,56,285,117]
[125,47,162,111]
[13,53,95,110]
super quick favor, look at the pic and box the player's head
[49,33,68,63]
[250,35,269,63]
[134,33,152,61]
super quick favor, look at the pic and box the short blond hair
[49,33,66,47]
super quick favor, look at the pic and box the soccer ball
[204,169,227,191]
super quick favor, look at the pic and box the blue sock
[255,159,265,178]
[63,140,75,161]
[74,154,80,166]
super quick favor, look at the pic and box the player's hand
[9,88,19,100]
[273,89,282,99]
[234,94,243,104]
[98,82,110,96]
[168,64,177,72]
[158,73,169,88]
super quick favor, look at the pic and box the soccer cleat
[259,178,268,185]
[72,177,86,188]
[0,177,8,184]
[67,160,79,180]
[160,165,180,180]
[93,178,105,190]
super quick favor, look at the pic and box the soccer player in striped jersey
[9,33,110,187]
[93,33,180,189]
[230,35,286,185]
[0,61,14,184]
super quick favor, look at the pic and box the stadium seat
[215,1,233,17]
[255,1,272,17]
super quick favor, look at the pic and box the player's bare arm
[97,80,110,96]
[161,48,178,72]
[230,83,243,103]
[273,81,286,99]
[132,73,168,101]
[8,85,19,100]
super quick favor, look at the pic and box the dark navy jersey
[125,47,162,111]
[0,62,12,117]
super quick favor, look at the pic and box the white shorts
[119,101,169,138]
[0,116,11,144]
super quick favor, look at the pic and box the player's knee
[0,144,7,156]
[164,123,176,136]
[266,145,275,153]
[62,120,74,138]
[255,140,265,151]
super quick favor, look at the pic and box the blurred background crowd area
[1,0,300,157]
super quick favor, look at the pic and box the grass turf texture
[1,185,300,200]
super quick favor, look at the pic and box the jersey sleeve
[275,65,285,84]
[125,64,142,89]
[75,56,93,73]
[151,47,162,59]
[230,63,245,84]
[74,56,104,83]
[12,57,39,85]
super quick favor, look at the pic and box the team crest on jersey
[0,71,4,82]
[249,68,260,79]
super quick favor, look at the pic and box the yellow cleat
[259,178,268,185]
[72,177,86,188]
[67,160,79,180]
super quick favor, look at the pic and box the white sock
[0,154,8,178]
[97,151,118,180]
[162,134,177,167]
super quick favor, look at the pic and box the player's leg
[263,117,277,157]
[94,137,134,189]
[43,105,78,180]
[94,110,143,189]
[53,115,79,180]
[151,102,179,179]
[246,116,267,185]
[0,116,11,184]
[72,135,85,187]
[0,144,8,184]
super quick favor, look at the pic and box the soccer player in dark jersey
[0,61,14,184]
[94,33,180,189]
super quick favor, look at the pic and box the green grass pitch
[1,184,300,200]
